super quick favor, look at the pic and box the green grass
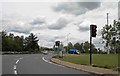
[60,54,118,69]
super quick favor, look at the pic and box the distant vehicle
[43,51,48,55]
[68,49,80,54]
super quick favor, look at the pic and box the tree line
[63,41,103,54]
[2,31,40,53]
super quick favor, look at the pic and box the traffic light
[55,41,60,46]
[90,25,97,37]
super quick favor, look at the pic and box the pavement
[50,58,119,76]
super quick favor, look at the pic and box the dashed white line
[20,57,23,60]
[42,57,65,67]
[14,57,23,74]
[14,65,16,70]
[14,70,17,74]
[16,60,19,64]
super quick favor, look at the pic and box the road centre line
[14,70,17,74]
[14,65,16,70]
[16,60,19,64]
[20,57,23,60]
[14,57,23,74]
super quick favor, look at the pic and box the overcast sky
[0,0,119,49]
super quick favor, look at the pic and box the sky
[0,0,119,50]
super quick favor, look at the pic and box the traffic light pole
[90,24,97,65]
[90,35,92,65]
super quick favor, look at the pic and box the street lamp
[66,33,71,54]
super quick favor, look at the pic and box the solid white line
[42,57,49,63]
[42,57,103,74]
[42,57,64,67]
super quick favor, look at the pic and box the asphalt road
[2,53,97,76]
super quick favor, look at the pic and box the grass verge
[55,54,118,69]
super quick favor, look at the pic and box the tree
[2,31,8,51]
[24,33,39,53]
[74,42,81,53]
[111,20,120,53]
[83,41,90,53]
[80,43,85,53]
[102,20,120,54]
[68,42,74,50]
[82,41,97,54]
[2,31,40,53]
[14,36,24,52]
[102,24,112,54]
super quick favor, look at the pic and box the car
[68,49,80,54]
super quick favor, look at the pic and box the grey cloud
[48,16,69,30]
[2,16,47,34]
[8,23,32,34]
[30,17,46,25]
[10,29,30,34]
[78,26,89,32]
[52,2,101,16]
[77,20,91,32]
[10,28,31,34]
[39,34,66,46]
[48,23,65,30]
[79,2,100,10]
[54,35,66,40]
[39,35,55,42]
[43,35,64,42]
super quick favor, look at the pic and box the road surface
[2,53,97,76]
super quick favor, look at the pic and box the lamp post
[66,33,71,54]
[106,13,110,54]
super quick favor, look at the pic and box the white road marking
[42,57,65,67]
[42,57,49,63]
[42,57,103,74]
[20,57,23,60]
[14,65,16,70]
[16,60,19,64]
[14,57,23,74]
[14,70,17,74]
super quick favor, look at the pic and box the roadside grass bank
[52,54,118,70]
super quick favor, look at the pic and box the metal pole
[107,13,110,54]
[67,33,70,54]
[107,13,109,26]
[90,33,92,65]
[90,25,92,65]
[67,36,68,54]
